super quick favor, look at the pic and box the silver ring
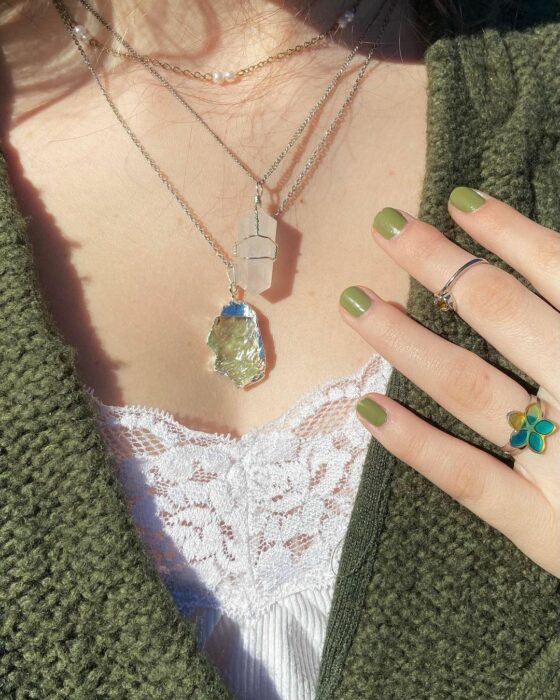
[434,257,490,312]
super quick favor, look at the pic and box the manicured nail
[449,186,486,212]
[373,207,407,239]
[357,397,387,426]
[339,286,371,317]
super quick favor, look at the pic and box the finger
[355,392,560,577]
[338,285,537,453]
[448,187,560,311]
[370,204,560,395]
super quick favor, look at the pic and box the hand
[339,187,560,577]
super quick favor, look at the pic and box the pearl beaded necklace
[72,3,359,85]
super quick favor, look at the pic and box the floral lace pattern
[85,352,392,621]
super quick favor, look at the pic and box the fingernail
[357,397,387,426]
[373,207,407,239]
[339,286,371,317]
[449,186,486,212]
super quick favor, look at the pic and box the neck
[0,0,425,126]
[72,0,425,69]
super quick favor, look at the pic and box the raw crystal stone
[206,301,266,388]
[234,209,277,295]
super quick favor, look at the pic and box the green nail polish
[357,397,387,426]
[373,207,407,239]
[449,186,486,212]
[339,286,371,317]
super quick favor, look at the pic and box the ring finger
[338,285,536,454]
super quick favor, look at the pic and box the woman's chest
[5,61,427,436]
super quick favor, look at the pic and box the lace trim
[85,353,393,620]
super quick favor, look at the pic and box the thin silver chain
[52,0,397,278]
[73,0,393,190]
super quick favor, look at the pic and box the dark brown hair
[4,1,556,40]
[413,0,560,40]
[0,1,546,34]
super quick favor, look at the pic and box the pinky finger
[356,393,559,574]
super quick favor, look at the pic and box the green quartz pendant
[206,300,266,388]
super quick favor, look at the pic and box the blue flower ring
[501,396,557,456]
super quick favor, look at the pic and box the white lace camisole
[85,351,393,700]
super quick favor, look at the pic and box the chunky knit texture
[1,5,560,699]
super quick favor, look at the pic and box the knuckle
[375,313,404,352]
[400,427,488,506]
[448,457,487,504]
[542,317,560,354]
[462,268,525,325]
[442,356,494,412]
[403,428,432,465]
[540,501,560,538]
[404,227,447,265]
[533,233,560,276]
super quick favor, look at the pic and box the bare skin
[0,0,427,436]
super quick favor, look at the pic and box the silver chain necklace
[52,0,397,387]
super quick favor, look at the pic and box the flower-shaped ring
[501,397,557,456]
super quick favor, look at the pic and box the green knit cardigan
[1,3,560,698]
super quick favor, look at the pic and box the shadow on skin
[0,47,129,406]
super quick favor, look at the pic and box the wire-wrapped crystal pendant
[234,205,278,295]
[206,187,275,388]
[206,299,266,388]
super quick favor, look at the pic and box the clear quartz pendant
[234,207,278,295]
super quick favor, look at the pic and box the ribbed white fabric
[85,351,392,699]
[196,587,333,700]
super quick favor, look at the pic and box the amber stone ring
[434,257,490,312]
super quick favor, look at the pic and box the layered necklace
[76,2,363,84]
[53,0,397,388]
